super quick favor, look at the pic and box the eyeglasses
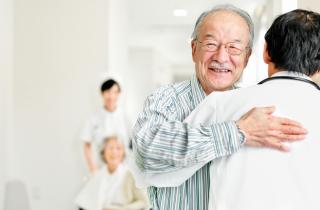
[196,39,248,55]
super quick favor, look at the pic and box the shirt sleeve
[132,87,244,174]
[80,116,96,143]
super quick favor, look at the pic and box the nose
[213,45,229,63]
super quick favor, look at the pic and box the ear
[244,48,252,67]
[191,40,197,62]
[311,71,320,84]
[263,42,271,64]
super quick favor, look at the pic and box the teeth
[213,69,229,72]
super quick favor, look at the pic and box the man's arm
[236,106,307,152]
[133,89,243,174]
[133,90,306,175]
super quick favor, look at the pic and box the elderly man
[132,5,306,210]
[186,9,320,210]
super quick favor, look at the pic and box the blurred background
[0,0,318,209]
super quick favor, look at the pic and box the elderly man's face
[192,11,251,94]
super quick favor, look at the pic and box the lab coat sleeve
[80,115,97,143]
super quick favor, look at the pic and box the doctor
[185,9,320,210]
[132,4,307,210]
[81,79,131,173]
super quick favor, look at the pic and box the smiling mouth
[208,67,231,73]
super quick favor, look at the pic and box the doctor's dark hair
[265,9,320,76]
[100,79,121,93]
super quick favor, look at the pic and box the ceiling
[127,0,267,68]
[128,0,266,26]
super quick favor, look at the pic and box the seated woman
[75,136,150,210]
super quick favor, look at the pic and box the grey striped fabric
[132,75,244,210]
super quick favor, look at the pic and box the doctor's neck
[267,63,281,77]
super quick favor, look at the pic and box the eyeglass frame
[195,39,250,56]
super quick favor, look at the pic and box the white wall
[127,48,153,121]
[127,47,174,121]
[106,0,128,78]
[13,0,109,209]
[298,0,320,11]
[104,0,130,118]
[0,0,13,209]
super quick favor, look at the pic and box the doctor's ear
[263,42,271,64]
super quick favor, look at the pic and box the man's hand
[236,106,307,152]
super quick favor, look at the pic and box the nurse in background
[75,136,150,210]
[80,79,131,173]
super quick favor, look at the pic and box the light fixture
[173,9,188,17]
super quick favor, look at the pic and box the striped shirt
[132,75,245,210]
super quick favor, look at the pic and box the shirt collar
[191,74,206,106]
[272,71,312,80]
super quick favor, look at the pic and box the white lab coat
[75,164,149,210]
[81,108,132,164]
[185,71,320,210]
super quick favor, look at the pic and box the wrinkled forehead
[198,10,250,44]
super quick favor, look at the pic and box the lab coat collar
[272,71,312,80]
